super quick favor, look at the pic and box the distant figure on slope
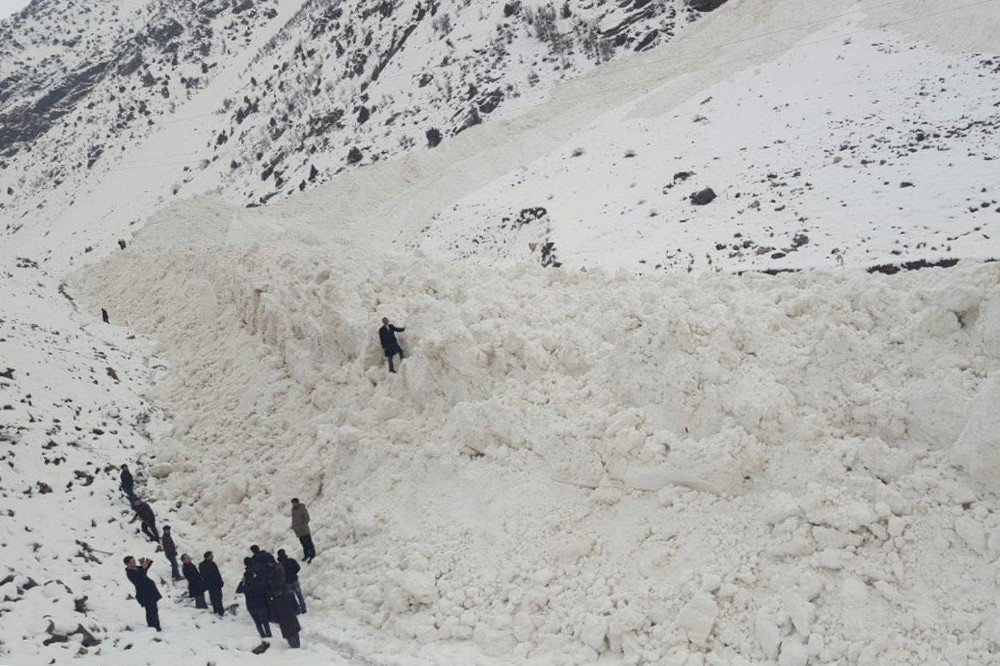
[270,588,302,648]
[182,553,207,609]
[124,555,162,631]
[101,308,109,324]
[118,239,126,250]
[378,317,406,373]
[277,549,306,614]
[161,525,182,581]
[119,464,135,503]
[132,498,160,542]
[290,498,316,563]
[237,557,272,639]
[200,551,226,616]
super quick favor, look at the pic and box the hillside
[2,0,1000,664]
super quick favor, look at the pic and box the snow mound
[77,210,1000,662]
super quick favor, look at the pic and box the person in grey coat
[290,498,315,562]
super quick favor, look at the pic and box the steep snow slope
[3,0,1000,664]
[78,196,1000,664]
[0,259,353,663]
[416,19,1000,272]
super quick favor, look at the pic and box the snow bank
[78,212,1000,663]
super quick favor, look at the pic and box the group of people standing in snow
[115,318,405,649]
[118,465,316,650]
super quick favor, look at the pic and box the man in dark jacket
[237,557,272,638]
[290,499,316,562]
[199,551,225,616]
[161,525,182,580]
[267,559,287,600]
[132,498,160,542]
[277,549,306,614]
[378,317,406,373]
[270,590,302,648]
[249,544,275,566]
[124,555,162,631]
[181,553,207,609]
[119,464,136,503]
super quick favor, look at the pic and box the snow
[72,200,1000,662]
[2,0,1000,663]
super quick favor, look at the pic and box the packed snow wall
[77,211,1000,663]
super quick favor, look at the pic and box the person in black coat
[270,590,302,648]
[132,498,160,542]
[161,525,182,581]
[181,553,207,609]
[199,551,225,616]
[378,317,406,373]
[236,557,272,638]
[124,555,162,631]
[249,544,275,566]
[119,464,135,503]
[278,549,306,614]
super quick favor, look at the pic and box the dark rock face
[688,0,729,11]
[691,188,717,205]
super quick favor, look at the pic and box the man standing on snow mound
[378,317,406,373]
[199,551,226,616]
[182,553,208,609]
[124,556,162,631]
[290,498,316,563]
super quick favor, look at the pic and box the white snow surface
[3,0,1000,663]
[75,196,1000,664]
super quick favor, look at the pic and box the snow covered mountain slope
[78,194,1000,665]
[414,16,1000,272]
[3,0,1000,664]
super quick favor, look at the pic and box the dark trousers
[386,349,403,372]
[122,486,136,504]
[208,587,224,615]
[288,634,301,648]
[141,521,160,542]
[166,554,181,580]
[299,535,316,561]
[144,601,161,630]
[193,591,207,609]
[249,607,271,638]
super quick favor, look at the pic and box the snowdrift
[78,208,1000,663]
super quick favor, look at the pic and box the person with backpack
[124,556,162,631]
[378,317,406,373]
[131,498,160,542]
[181,553,207,609]
[277,549,306,614]
[119,464,135,503]
[237,557,272,639]
[199,551,225,616]
[290,499,316,563]
[161,525,182,581]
